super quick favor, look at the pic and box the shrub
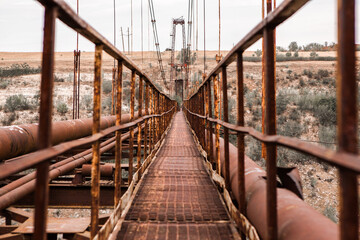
[322,77,335,87]
[54,75,65,82]
[317,69,330,78]
[323,205,338,223]
[279,120,303,138]
[1,112,17,126]
[276,92,288,115]
[0,63,41,77]
[0,79,10,89]
[285,52,292,57]
[82,95,93,110]
[315,96,336,125]
[299,78,305,87]
[56,102,68,115]
[4,94,31,112]
[294,51,299,58]
[289,109,300,121]
[319,125,336,147]
[310,51,318,58]
[102,80,112,94]
[303,69,313,78]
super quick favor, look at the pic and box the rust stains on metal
[128,70,136,185]
[213,75,221,175]
[91,44,103,239]
[114,60,123,207]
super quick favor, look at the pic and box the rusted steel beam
[207,82,213,164]
[73,50,78,119]
[221,66,230,190]
[36,0,162,95]
[90,44,103,239]
[204,81,210,159]
[137,76,143,178]
[213,76,221,174]
[236,52,246,240]
[337,0,358,239]
[207,134,338,240]
[33,5,57,240]
[263,15,277,239]
[186,0,310,98]
[111,67,116,115]
[144,83,149,160]
[128,70,136,184]
[114,60,123,207]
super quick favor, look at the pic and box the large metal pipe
[0,112,143,161]
[210,134,338,240]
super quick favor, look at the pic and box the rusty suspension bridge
[0,0,359,240]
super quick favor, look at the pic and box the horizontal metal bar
[36,0,170,98]
[186,0,310,100]
[183,106,360,173]
[0,107,175,180]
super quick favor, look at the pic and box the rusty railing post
[114,60,123,207]
[129,70,136,184]
[144,83,149,160]
[34,5,57,240]
[137,76,143,178]
[205,82,210,158]
[236,52,246,240]
[337,0,358,239]
[222,66,230,190]
[91,44,103,239]
[213,75,221,175]
[207,81,213,165]
[264,9,277,239]
[111,66,116,115]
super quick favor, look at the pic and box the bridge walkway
[116,112,239,239]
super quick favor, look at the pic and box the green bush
[102,80,112,94]
[289,109,301,121]
[4,94,31,112]
[0,63,41,77]
[315,96,336,125]
[54,75,65,82]
[276,92,288,115]
[303,69,313,78]
[0,79,10,89]
[56,102,69,116]
[279,120,303,138]
[1,112,17,126]
[317,69,330,78]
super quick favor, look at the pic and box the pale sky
[0,0,359,52]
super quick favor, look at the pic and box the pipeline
[0,126,141,210]
[210,135,338,240]
[0,112,144,161]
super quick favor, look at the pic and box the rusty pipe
[0,126,141,210]
[1,112,145,162]
[81,164,113,177]
[208,133,338,240]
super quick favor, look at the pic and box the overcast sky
[0,0,359,52]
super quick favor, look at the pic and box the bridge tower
[169,17,187,99]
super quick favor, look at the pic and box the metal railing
[0,0,176,239]
[183,0,359,239]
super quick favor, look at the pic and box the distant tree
[294,51,299,57]
[285,52,292,57]
[276,46,286,52]
[288,41,299,52]
[255,49,262,57]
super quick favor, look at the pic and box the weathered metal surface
[129,70,136,185]
[137,76,143,179]
[337,1,358,240]
[81,164,113,177]
[115,113,238,239]
[221,66,230,190]
[114,60,123,207]
[34,6,57,240]
[91,44,103,239]
[213,76,220,175]
[14,217,89,234]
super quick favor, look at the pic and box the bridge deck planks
[116,112,238,239]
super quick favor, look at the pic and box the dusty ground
[0,50,359,224]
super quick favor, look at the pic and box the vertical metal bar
[207,81,213,165]
[111,67,116,115]
[77,51,81,119]
[73,50,77,119]
[129,70,136,185]
[114,60,123,207]
[91,44,103,239]
[264,18,277,240]
[222,67,230,190]
[34,6,57,240]
[337,0,358,239]
[144,83,149,160]
[236,52,246,240]
[137,76,143,177]
[205,82,210,158]
[213,75,220,175]
[149,87,153,153]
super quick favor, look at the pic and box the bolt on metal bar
[213,75,221,174]
[236,52,246,240]
[91,44,103,239]
[137,76,144,179]
[129,70,136,185]
[33,5,57,240]
[222,66,230,190]
[337,0,358,239]
[114,60,123,207]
